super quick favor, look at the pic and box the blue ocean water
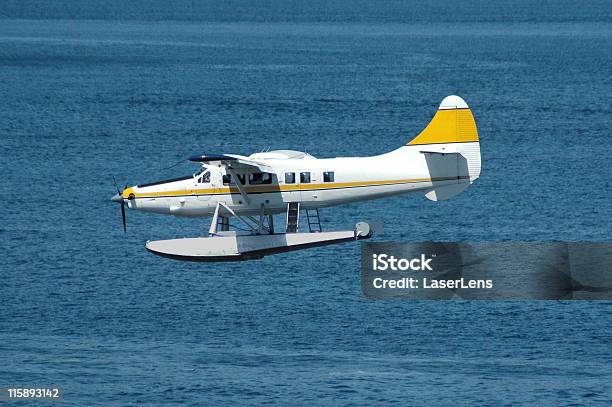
[1,1,611,405]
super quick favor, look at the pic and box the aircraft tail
[406,95,481,201]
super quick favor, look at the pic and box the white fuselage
[122,143,479,217]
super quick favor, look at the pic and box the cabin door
[195,170,217,201]
[298,170,317,202]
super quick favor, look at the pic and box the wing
[188,153,276,205]
[188,153,274,172]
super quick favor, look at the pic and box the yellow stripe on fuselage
[124,176,465,199]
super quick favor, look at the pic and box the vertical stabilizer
[405,96,481,201]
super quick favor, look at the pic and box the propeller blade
[120,201,127,233]
[112,175,121,195]
[111,176,127,232]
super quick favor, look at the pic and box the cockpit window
[197,171,210,184]
[193,166,210,184]
[193,166,207,177]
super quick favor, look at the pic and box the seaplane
[111,95,481,261]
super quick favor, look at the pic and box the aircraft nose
[111,193,123,203]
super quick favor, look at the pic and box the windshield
[193,166,208,177]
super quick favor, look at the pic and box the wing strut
[208,202,273,236]
[227,166,250,205]
[209,202,258,236]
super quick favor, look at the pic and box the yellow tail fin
[407,95,478,146]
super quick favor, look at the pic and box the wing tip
[188,153,238,162]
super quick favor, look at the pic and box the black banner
[361,243,612,300]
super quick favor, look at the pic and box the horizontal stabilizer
[425,183,470,201]
[419,146,460,155]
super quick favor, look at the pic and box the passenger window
[237,174,246,185]
[249,173,262,185]
[285,172,295,184]
[249,172,273,185]
[222,174,232,185]
[323,171,334,182]
[300,172,311,183]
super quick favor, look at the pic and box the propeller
[111,176,127,233]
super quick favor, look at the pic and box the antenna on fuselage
[158,158,187,171]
